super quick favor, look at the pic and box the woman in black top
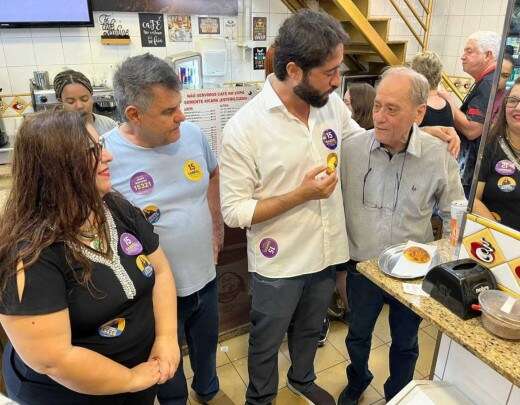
[412,51,455,128]
[0,110,179,404]
[474,77,520,231]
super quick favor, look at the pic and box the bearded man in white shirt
[220,9,364,405]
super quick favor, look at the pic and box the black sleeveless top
[420,103,454,128]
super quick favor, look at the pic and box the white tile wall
[0,68,11,93]
[465,0,484,17]
[369,0,507,75]
[0,0,510,123]
[0,1,292,103]
[462,15,481,36]
[32,37,65,66]
[449,0,467,16]
[3,37,36,66]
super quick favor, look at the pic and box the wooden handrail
[423,0,434,50]
[402,0,427,30]
[416,0,429,12]
[388,0,424,48]
[441,72,465,101]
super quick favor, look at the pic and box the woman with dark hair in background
[492,54,514,122]
[474,76,520,230]
[54,69,118,135]
[0,110,179,404]
[343,82,375,129]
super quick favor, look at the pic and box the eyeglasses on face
[505,96,520,108]
[89,136,105,155]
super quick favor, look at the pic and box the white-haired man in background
[441,30,500,196]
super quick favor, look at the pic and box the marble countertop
[357,239,520,387]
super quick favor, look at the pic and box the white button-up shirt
[220,77,364,278]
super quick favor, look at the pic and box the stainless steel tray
[378,243,439,280]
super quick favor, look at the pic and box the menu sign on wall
[253,47,266,70]
[181,87,258,159]
[252,17,267,41]
[139,13,165,47]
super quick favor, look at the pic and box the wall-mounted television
[0,0,94,28]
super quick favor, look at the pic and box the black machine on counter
[422,259,497,320]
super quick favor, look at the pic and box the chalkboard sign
[253,47,266,70]
[139,13,165,47]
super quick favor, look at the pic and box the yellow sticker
[136,254,154,277]
[326,152,338,174]
[183,160,203,182]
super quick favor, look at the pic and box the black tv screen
[0,0,94,28]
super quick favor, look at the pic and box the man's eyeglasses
[505,96,520,108]
[362,140,407,212]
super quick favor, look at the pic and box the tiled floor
[178,305,440,405]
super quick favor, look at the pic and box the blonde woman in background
[411,51,455,128]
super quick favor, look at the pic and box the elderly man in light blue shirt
[338,67,464,405]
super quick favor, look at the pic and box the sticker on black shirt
[99,318,126,337]
[120,233,143,256]
[498,176,516,192]
[495,160,516,176]
[136,255,154,278]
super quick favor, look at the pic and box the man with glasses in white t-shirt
[338,67,464,405]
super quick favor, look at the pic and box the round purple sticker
[495,160,516,176]
[259,238,278,258]
[120,233,143,256]
[322,129,338,150]
[130,172,154,195]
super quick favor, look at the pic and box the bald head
[372,67,428,153]
[380,67,429,106]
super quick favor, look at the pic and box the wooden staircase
[281,0,463,99]
[281,0,409,74]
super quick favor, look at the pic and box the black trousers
[245,267,336,405]
[345,261,422,401]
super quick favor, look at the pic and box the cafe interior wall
[0,0,510,137]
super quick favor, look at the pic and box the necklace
[70,206,137,300]
[505,129,520,155]
[79,222,105,252]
